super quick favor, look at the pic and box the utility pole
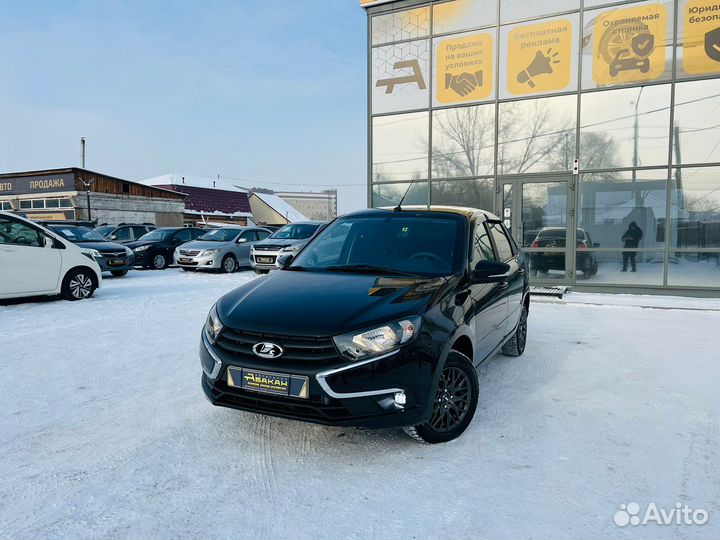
[674,123,684,209]
[632,87,644,207]
[80,137,93,221]
[81,137,86,168]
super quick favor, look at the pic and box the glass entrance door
[499,177,573,284]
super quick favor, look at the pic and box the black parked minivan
[200,206,530,443]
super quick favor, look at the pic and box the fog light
[393,391,406,407]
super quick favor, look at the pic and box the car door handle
[518,268,525,275]
[498,282,509,290]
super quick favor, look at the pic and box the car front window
[198,229,240,242]
[50,226,108,242]
[138,229,174,241]
[290,214,466,277]
[270,224,320,240]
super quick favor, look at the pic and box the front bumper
[174,252,221,270]
[95,254,134,273]
[200,333,438,429]
[250,250,282,271]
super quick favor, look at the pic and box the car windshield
[138,229,175,241]
[270,223,320,240]
[290,214,466,277]
[198,228,241,242]
[94,226,114,237]
[50,225,108,242]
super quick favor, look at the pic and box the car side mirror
[592,242,600,248]
[237,237,248,243]
[470,261,511,284]
[277,253,294,269]
[171,237,182,244]
[110,235,117,240]
[44,236,54,248]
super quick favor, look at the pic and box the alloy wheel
[517,309,528,353]
[69,273,93,299]
[429,366,471,432]
[223,257,236,273]
[153,255,166,269]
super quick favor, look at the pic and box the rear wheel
[221,254,237,273]
[254,269,269,275]
[502,304,528,357]
[403,351,479,444]
[110,270,128,277]
[62,269,97,301]
[151,254,167,270]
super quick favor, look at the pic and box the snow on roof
[252,192,307,223]
[139,174,248,193]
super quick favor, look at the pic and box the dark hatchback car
[200,206,530,444]
[45,224,135,277]
[127,227,205,269]
[530,227,599,279]
[95,223,155,244]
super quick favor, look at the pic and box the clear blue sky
[1,1,368,213]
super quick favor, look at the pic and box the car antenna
[394,180,415,212]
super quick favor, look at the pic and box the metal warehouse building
[362,0,720,294]
[0,168,185,225]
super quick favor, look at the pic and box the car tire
[151,254,167,270]
[403,350,479,444]
[501,304,528,357]
[221,254,237,273]
[181,267,196,272]
[61,268,97,301]
[110,270,128,277]
[254,269,269,275]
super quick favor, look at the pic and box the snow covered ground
[1,270,719,539]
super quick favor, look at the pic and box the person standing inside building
[621,221,643,272]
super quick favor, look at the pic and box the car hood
[253,238,307,249]
[217,270,448,336]
[126,240,161,249]
[74,241,129,252]
[179,240,231,251]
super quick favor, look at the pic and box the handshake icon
[445,71,484,97]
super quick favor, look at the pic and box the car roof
[279,221,327,226]
[356,206,500,221]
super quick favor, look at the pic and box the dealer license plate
[256,256,275,264]
[227,367,309,399]
[178,258,193,264]
[109,259,126,266]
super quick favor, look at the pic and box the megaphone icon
[516,49,560,88]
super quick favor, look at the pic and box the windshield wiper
[325,265,420,277]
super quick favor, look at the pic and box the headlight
[280,244,300,253]
[81,248,102,261]
[134,245,149,252]
[202,249,221,256]
[333,317,421,362]
[204,304,224,344]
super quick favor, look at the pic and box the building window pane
[373,112,428,183]
[431,178,495,210]
[677,0,720,78]
[20,200,31,209]
[499,14,579,99]
[671,166,720,250]
[580,84,670,170]
[32,200,45,209]
[432,105,495,177]
[433,0,498,35]
[433,30,496,106]
[372,182,428,207]
[45,198,60,208]
[371,7,430,46]
[668,252,720,288]
[582,2,674,90]
[372,40,430,114]
[59,198,72,208]
[500,0,579,24]
[578,169,668,251]
[673,79,720,165]
[575,250,665,284]
[498,94,577,174]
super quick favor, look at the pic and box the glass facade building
[362,0,720,293]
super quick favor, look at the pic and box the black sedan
[126,227,205,269]
[200,206,530,444]
[46,224,135,277]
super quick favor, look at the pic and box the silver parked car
[173,226,272,273]
[250,221,326,274]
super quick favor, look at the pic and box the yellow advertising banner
[436,33,493,104]
[507,19,573,95]
[592,4,667,85]
[683,0,720,74]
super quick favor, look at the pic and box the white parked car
[0,211,102,301]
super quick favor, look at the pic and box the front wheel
[62,269,97,301]
[221,254,237,273]
[111,270,128,277]
[404,351,479,444]
[151,254,167,270]
[502,304,528,357]
[254,269,269,275]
